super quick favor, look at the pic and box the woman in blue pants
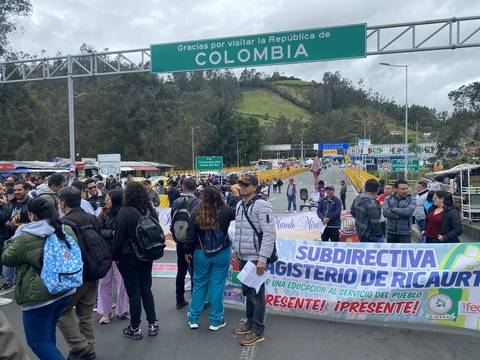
[184,186,235,331]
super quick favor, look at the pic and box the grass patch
[237,89,311,123]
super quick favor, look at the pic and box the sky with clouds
[7,0,480,111]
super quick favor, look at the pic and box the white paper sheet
[237,261,268,294]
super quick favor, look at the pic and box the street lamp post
[191,127,200,173]
[380,62,409,179]
[235,137,242,168]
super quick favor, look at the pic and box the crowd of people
[307,174,463,244]
[0,168,465,360]
[0,171,277,359]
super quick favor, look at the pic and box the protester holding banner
[317,185,342,242]
[184,186,235,331]
[382,179,415,243]
[423,190,463,243]
[233,174,276,346]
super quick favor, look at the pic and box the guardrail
[169,166,255,176]
[254,167,309,182]
[345,167,379,192]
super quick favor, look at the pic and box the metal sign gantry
[1,16,480,165]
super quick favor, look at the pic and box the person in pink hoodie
[310,157,321,189]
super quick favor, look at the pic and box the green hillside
[236,89,311,123]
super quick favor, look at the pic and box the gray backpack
[172,197,196,243]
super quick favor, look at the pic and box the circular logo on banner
[382,162,392,172]
[427,294,453,315]
[340,212,356,236]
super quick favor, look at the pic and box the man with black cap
[317,185,342,242]
[232,175,276,346]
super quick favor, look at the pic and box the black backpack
[171,197,196,243]
[131,208,166,262]
[61,217,112,281]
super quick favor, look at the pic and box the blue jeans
[3,266,15,285]
[188,247,230,326]
[416,219,427,243]
[23,295,73,360]
[287,195,296,211]
[240,261,266,335]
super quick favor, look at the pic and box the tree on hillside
[0,0,31,57]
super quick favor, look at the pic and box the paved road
[3,167,480,359]
[268,167,357,213]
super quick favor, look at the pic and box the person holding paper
[232,175,277,346]
[184,186,235,331]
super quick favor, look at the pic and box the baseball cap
[325,185,335,190]
[239,175,258,186]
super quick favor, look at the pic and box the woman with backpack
[184,186,235,330]
[97,189,130,324]
[1,196,78,360]
[113,182,159,340]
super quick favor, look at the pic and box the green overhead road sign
[195,156,223,171]
[151,24,366,73]
[391,159,420,172]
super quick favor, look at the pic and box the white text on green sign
[151,24,366,73]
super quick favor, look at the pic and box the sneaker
[233,323,252,335]
[99,315,111,325]
[0,297,12,306]
[148,321,159,337]
[117,313,130,320]
[189,322,199,329]
[240,332,265,346]
[209,320,226,331]
[176,300,189,309]
[122,326,143,340]
[285,210,290,213]
[0,283,14,292]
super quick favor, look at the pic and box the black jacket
[427,205,463,243]
[113,206,155,260]
[61,207,102,278]
[184,206,236,254]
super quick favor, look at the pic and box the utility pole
[67,55,75,170]
[191,127,195,172]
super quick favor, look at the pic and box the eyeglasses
[239,182,251,187]
[87,186,97,190]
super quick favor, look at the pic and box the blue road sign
[316,143,350,150]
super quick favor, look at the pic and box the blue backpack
[199,228,228,257]
[41,232,83,294]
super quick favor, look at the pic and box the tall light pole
[380,62,409,179]
[191,127,200,173]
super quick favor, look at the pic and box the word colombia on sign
[151,24,366,73]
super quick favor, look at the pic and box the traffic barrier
[159,194,170,208]
[345,167,378,192]
[169,166,255,176]
[254,167,309,182]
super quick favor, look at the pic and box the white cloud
[7,0,480,111]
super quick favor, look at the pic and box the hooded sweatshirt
[2,220,76,308]
[36,183,60,209]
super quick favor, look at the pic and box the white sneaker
[189,322,199,329]
[0,297,12,306]
[209,320,226,331]
[285,210,290,213]
[99,315,111,324]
